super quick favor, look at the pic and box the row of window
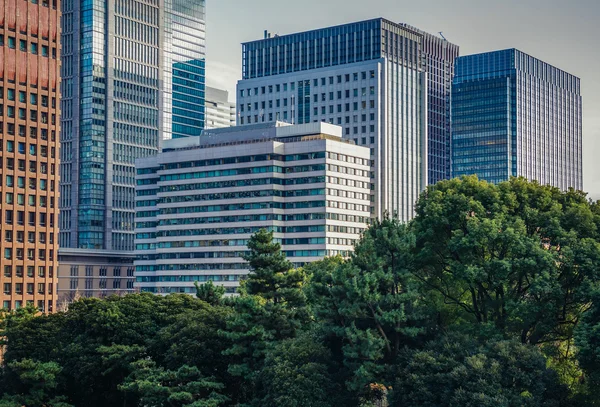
[327,164,369,178]
[4,265,53,278]
[147,188,325,205]
[2,299,53,312]
[136,224,327,240]
[0,36,57,58]
[4,248,54,261]
[0,140,56,157]
[2,157,55,174]
[239,71,377,97]
[0,88,56,107]
[240,111,377,129]
[154,176,327,193]
[154,152,333,172]
[327,200,369,212]
[155,164,328,182]
[328,188,369,201]
[239,88,376,113]
[137,275,241,283]
[69,279,135,290]
[144,211,369,229]
[3,209,55,226]
[140,236,326,250]
[155,200,326,216]
[2,175,55,191]
[68,266,134,277]
[140,286,237,294]
[3,282,51,295]
[0,106,57,125]
[5,230,54,243]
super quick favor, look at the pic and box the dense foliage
[1,176,599,406]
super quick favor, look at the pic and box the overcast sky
[204,0,600,197]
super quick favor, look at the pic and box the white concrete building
[134,122,370,294]
[205,86,236,129]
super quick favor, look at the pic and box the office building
[164,0,206,139]
[135,122,370,294]
[400,25,459,184]
[236,19,458,220]
[452,49,582,189]
[205,86,235,129]
[0,1,61,311]
[57,249,135,304]
[58,0,206,300]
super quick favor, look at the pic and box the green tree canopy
[306,217,428,392]
[391,333,570,407]
[412,176,600,344]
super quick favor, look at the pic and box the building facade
[58,0,206,300]
[452,49,583,189]
[57,249,135,305]
[0,0,61,311]
[205,86,235,129]
[163,0,206,139]
[401,25,459,184]
[236,19,458,220]
[134,122,370,294]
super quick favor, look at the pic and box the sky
[204,0,600,198]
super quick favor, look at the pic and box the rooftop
[162,122,350,152]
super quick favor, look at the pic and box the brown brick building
[0,0,61,312]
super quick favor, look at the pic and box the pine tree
[195,280,225,306]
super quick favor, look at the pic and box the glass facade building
[452,49,582,190]
[238,19,458,220]
[162,0,206,139]
[401,25,459,184]
[60,0,206,253]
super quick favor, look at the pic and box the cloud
[206,60,240,100]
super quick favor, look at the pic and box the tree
[412,176,600,345]
[221,229,310,405]
[195,281,226,306]
[120,360,228,407]
[0,359,73,407]
[575,288,600,405]
[390,334,570,407]
[306,217,427,392]
[242,229,306,308]
[258,330,349,407]
[0,294,223,407]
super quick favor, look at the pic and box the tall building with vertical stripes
[236,19,458,220]
[400,25,459,184]
[0,0,61,311]
[452,49,582,190]
[58,0,206,301]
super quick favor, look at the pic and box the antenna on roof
[439,32,447,41]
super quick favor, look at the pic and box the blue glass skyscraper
[452,49,582,190]
[162,0,206,139]
[58,0,206,299]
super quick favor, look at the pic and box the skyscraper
[163,0,206,139]
[452,49,583,190]
[0,0,61,311]
[400,25,459,184]
[236,19,458,220]
[58,0,206,301]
